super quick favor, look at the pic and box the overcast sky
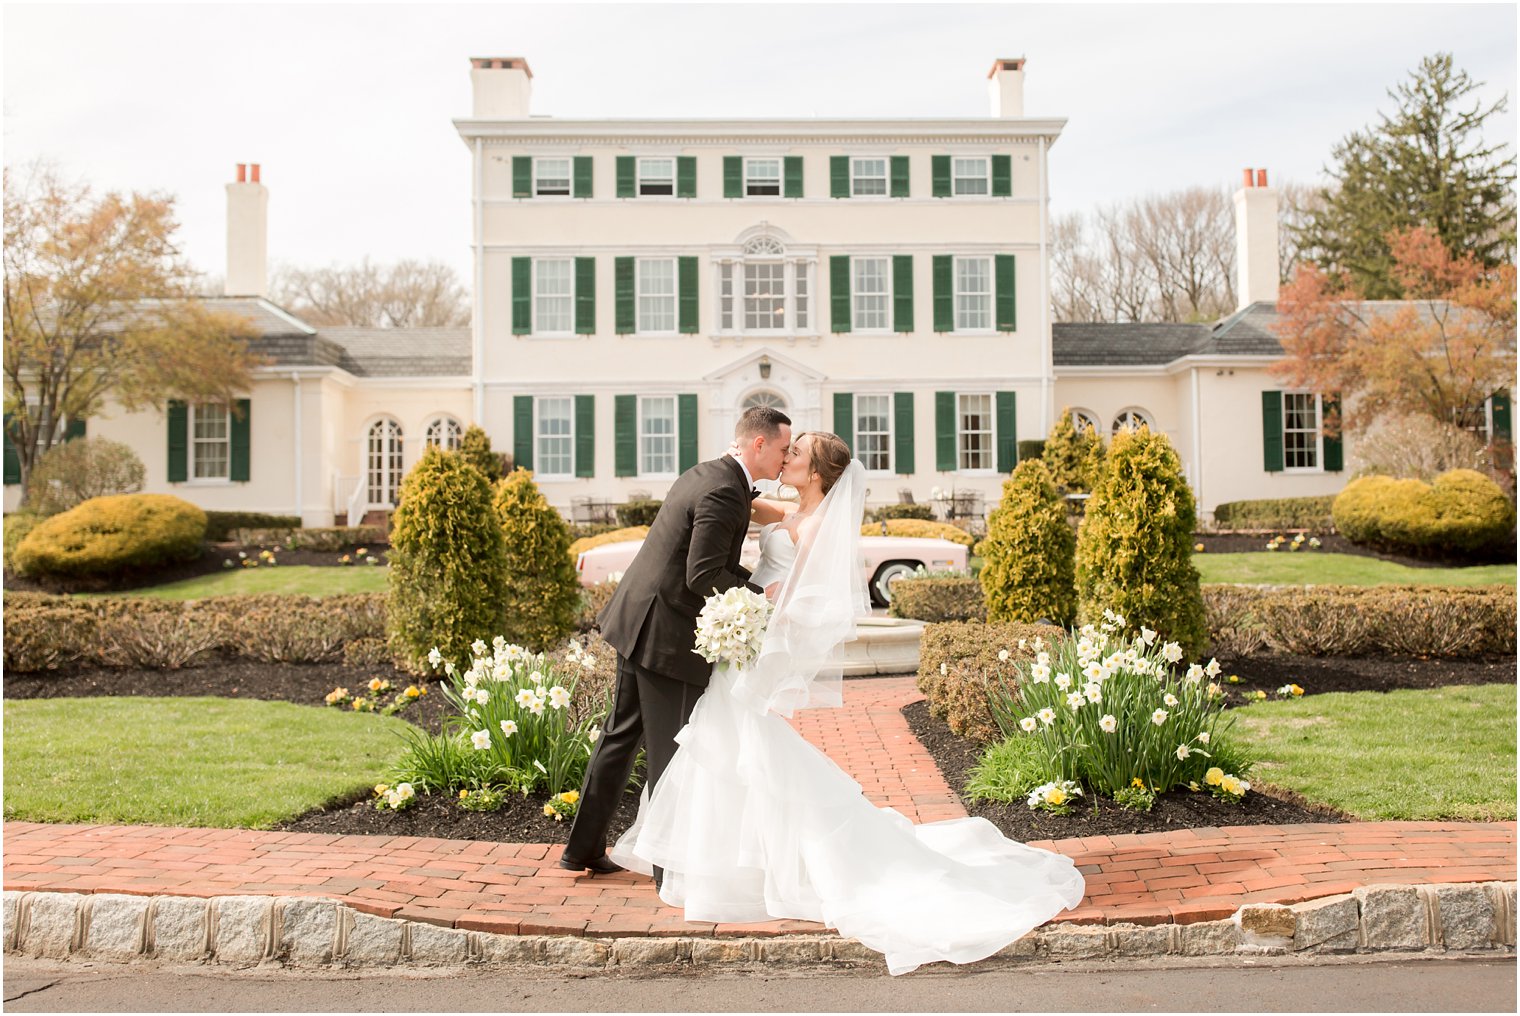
[4,1,1515,288]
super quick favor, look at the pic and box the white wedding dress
[608,519,1087,976]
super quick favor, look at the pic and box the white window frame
[956,392,996,474]
[744,157,782,197]
[533,156,572,198]
[1110,406,1156,437]
[636,257,678,336]
[424,415,462,451]
[189,402,231,483]
[852,256,892,333]
[637,396,678,479]
[855,393,894,475]
[794,261,810,332]
[742,260,787,332]
[850,156,889,197]
[533,258,575,338]
[1280,392,1322,473]
[535,396,576,480]
[637,157,675,197]
[952,155,991,197]
[953,255,993,333]
[366,417,404,509]
[1068,408,1102,437]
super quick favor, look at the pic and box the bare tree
[269,257,470,328]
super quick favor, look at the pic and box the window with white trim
[536,397,574,478]
[534,259,573,334]
[851,157,887,196]
[638,396,677,476]
[856,394,893,473]
[638,158,674,196]
[1069,408,1101,436]
[794,262,809,331]
[745,158,781,197]
[191,403,230,480]
[853,257,890,331]
[424,416,462,451]
[367,418,403,507]
[744,262,785,330]
[953,157,990,196]
[719,262,735,331]
[1111,407,1155,436]
[533,157,571,197]
[1282,393,1320,470]
[954,257,992,331]
[957,393,994,471]
[637,259,676,333]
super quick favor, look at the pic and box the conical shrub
[979,458,1076,625]
[1074,424,1207,658]
[459,424,503,481]
[493,467,582,651]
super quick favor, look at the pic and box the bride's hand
[765,581,780,601]
[726,441,742,458]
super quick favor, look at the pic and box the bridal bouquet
[692,585,774,670]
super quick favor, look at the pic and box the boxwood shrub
[12,494,206,580]
[1333,469,1516,559]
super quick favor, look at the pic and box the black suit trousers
[563,652,701,877]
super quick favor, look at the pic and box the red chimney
[1241,168,1253,188]
[236,163,247,183]
[1255,168,1268,188]
[251,164,261,184]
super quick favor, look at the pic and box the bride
[608,431,1086,975]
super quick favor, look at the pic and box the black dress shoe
[558,853,624,874]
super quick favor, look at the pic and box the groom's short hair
[735,406,791,442]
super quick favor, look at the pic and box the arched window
[1068,408,1101,436]
[741,390,788,412]
[1111,407,1154,435]
[717,230,814,335]
[367,418,404,508]
[425,416,463,451]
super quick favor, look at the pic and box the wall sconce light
[759,355,772,380]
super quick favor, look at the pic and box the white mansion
[6,56,1509,525]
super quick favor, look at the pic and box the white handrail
[347,475,367,527]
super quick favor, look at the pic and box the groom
[559,406,792,882]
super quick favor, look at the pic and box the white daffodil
[444,661,456,677]
[548,686,572,710]
[1161,641,1183,663]
[533,759,548,774]
[1065,691,1085,711]
[1151,708,1169,725]
[1099,714,1117,733]
[473,688,491,705]
[1084,682,1102,704]
[427,647,443,669]
[397,783,414,799]
[1036,650,1050,666]
[1197,731,1210,744]
[1019,716,1038,733]
[1139,625,1157,646]
[529,701,546,717]
[1163,692,1179,707]
[1030,663,1051,683]
[471,639,487,657]
[1018,638,1028,651]
[997,648,1011,663]
[515,689,537,708]
[1175,744,1191,760]
[471,729,491,750]
[1204,658,1222,678]
[1037,707,1057,726]
[500,719,518,736]
[1055,672,1073,690]
[1185,663,1204,682]
[1082,660,1104,683]
[1032,636,1045,652]
[589,726,601,743]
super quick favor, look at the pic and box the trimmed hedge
[206,512,302,542]
[916,620,1068,743]
[12,494,206,580]
[860,519,976,547]
[888,576,986,622]
[616,499,663,527]
[577,579,619,633]
[567,526,651,560]
[1333,469,1515,559]
[230,526,383,551]
[871,503,937,522]
[1211,496,1336,531]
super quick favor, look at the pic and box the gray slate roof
[1051,322,1211,365]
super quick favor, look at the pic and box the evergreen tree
[459,424,502,481]
[1042,408,1105,493]
[979,458,1077,625]
[493,468,582,651]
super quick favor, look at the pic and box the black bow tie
[749,487,761,500]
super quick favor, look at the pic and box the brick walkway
[4,677,1515,938]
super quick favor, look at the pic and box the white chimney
[225,162,268,299]
[1233,167,1280,310]
[987,57,1026,117]
[470,56,533,118]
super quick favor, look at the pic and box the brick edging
[4,883,1514,971]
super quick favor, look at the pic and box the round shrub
[871,503,937,522]
[1333,468,1516,558]
[12,493,206,579]
[1042,407,1105,493]
[859,518,976,547]
[567,525,650,560]
[24,437,146,517]
[387,445,510,673]
[979,458,1076,626]
[494,468,583,651]
[615,498,663,528]
[1074,424,1207,660]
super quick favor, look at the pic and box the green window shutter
[1261,390,1283,473]
[1321,392,1343,472]
[830,156,850,198]
[513,156,532,199]
[783,156,803,198]
[723,156,742,198]
[575,395,595,478]
[992,154,1012,197]
[1492,391,1512,442]
[935,391,957,472]
[890,155,910,198]
[892,255,913,333]
[230,399,251,482]
[931,155,951,198]
[678,256,699,334]
[614,257,635,334]
[678,394,699,473]
[995,254,1017,332]
[3,413,20,485]
[932,255,953,332]
[575,257,596,335]
[995,391,1017,473]
[830,255,851,334]
[512,258,532,335]
[614,395,637,477]
[833,393,855,451]
[616,156,636,199]
[514,396,535,473]
[894,392,915,475]
[167,400,188,482]
[677,156,697,199]
[573,156,593,199]
[64,417,86,441]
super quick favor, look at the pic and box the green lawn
[3,697,413,827]
[1230,683,1516,821]
[79,565,389,600]
[1193,552,1514,587]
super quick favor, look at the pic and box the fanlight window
[742,390,787,412]
[424,416,462,451]
[1111,408,1154,435]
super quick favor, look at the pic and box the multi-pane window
[853,258,890,330]
[856,395,893,473]
[638,158,674,196]
[536,397,574,477]
[953,157,990,195]
[425,416,462,451]
[1282,393,1320,470]
[744,262,785,330]
[639,397,677,476]
[534,157,571,197]
[955,257,992,330]
[794,262,809,331]
[852,157,887,196]
[367,418,403,507]
[535,259,573,333]
[957,393,994,471]
[1111,408,1154,435]
[638,259,676,332]
[191,403,230,479]
[745,158,781,196]
[1069,408,1101,436]
[719,263,735,331]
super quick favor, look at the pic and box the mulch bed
[1210,652,1516,700]
[1193,531,1515,568]
[2,543,389,595]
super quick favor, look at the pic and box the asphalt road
[3,954,1515,1012]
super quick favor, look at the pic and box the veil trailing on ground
[730,458,871,718]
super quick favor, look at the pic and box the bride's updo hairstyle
[798,431,853,495]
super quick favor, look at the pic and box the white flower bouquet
[692,585,774,670]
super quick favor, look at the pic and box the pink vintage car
[576,531,969,608]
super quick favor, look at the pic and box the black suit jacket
[597,455,764,687]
